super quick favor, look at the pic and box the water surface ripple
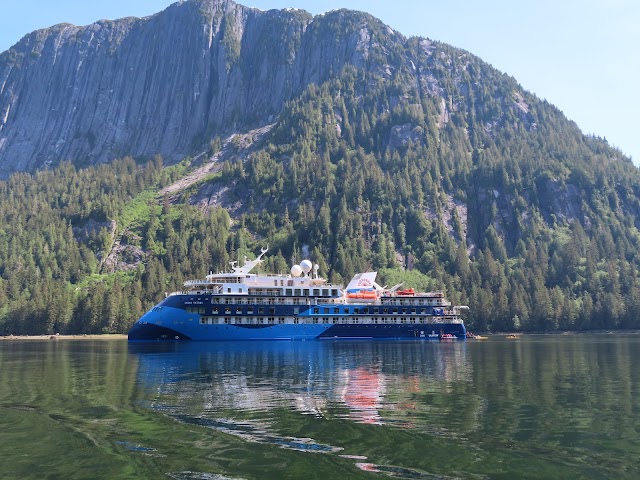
[1,335,639,479]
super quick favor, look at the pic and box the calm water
[1,335,639,479]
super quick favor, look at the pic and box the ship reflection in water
[129,341,472,431]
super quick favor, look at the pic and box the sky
[0,0,638,164]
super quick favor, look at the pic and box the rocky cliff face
[0,0,400,177]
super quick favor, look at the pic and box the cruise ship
[127,248,469,341]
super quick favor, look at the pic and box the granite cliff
[0,0,398,177]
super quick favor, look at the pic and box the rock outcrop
[0,0,401,177]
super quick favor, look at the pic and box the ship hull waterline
[128,307,467,341]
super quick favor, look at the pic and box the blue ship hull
[128,304,467,341]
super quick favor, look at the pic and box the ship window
[269,317,275,324]
[288,280,294,286]
[227,288,231,293]
[293,307,299,314]
[323,308,329,314]
[383,308,388,314]
[239,288,243,293]
[199,307,205,314]
[200,318,206,324]
[269,307,276,315]
[331,289,338,296]
[247,307,253,314]
[303,289,309,296]
[279,317,285,324]
[286,289,292,296]
[258,307,265,315]
[294,289,301,296]
[313,289,320,297]
[224,318,229,324]
[333,307,339,314]
[402,308,407,314]
[313,308,319,314]
[313,318,319,324]
[321,289,328,297]
[392,308,398,314]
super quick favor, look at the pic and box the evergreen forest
[1,27,639,336]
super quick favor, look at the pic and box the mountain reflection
[129,341,471,428]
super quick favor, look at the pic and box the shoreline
[2,330,639,341]
[0,334,128,341]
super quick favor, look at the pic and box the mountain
[0,0,397,177]
[0,0,639,335]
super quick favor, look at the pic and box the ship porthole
[175,335,179,340]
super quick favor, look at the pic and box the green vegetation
[1,31,639,335]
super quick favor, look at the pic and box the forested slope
[0,1,638,334]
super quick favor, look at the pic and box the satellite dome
[300,259,313,274]
[291,265,303,277]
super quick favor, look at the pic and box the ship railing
[430,317,463,324]
[184,279,214,287]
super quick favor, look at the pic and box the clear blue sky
[1,0,638,164]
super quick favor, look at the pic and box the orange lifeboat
[396,288,415,296]
[346,291,378,300]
